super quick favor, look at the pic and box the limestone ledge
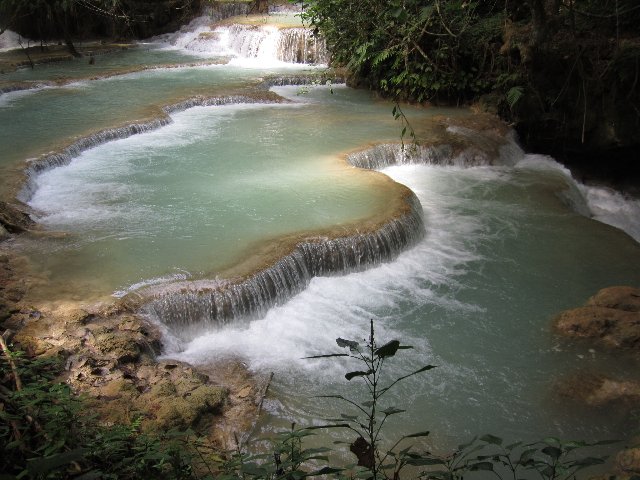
[0,248,263,448]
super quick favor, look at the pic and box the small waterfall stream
[160,11,329,64]
[142,193,424,337]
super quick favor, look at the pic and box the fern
[506,85,524,109]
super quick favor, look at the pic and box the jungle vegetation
[296,0,640,167]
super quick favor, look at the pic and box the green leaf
[403,430,430,439]
[303,423,351,430]
[374,340,401,358]
[382,407,406,416]
[541,446,562,460]
[570,456,606,467]
[506,86,524,109]
[406,457,445,466]
[303,353,350,359]
[27,449,86,475]
[469,461,494,471]
[336,338,359,351]
[506,441,523,451]
[308,467,345,476]
[480,434,503,446]
[345,370,374,381]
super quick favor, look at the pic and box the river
[1,7,639,456]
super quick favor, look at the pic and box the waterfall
[346,130,524,170]
[162,17,329,65]
[137,120,523,337]
[18,95,284,202]
[0,29,30,52]
[274,28,329,64]
[223,25,329,64]
[141,193,425,337]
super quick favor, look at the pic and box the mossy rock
[149,380,177,398]
[150,385,227,431]
[94,332,141,363]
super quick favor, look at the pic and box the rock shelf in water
[136,113,518,339]
[3,80,517,339]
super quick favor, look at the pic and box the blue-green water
[1,22,639,456]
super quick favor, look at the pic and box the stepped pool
[2,9,640,458]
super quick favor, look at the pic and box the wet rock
[587,286,640,313]
[615,447,640,476]
[0,201,34,234]
[556,372,640,407]
[553,287,640,351]
[94,331,141,364]
[150,382,227,431]
[554,306,640,349]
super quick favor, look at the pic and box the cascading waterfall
[223,25,329,64]
[141,193,425,339]
[0,29,29,52]
[346,132,523,170]
[274,28,330,64]
[161,12,329,65]
[140,125,525,339]
[18,95,284,202]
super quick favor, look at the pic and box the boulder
[556,372,640,407]
[615,447,640,476]
[553,286,640,351]
[0,201,33,234]
[587,286,640,312]
[554,306,640,349]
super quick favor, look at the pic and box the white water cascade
[0,29,29,52]
[161,15,329,65]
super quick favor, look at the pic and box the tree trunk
[253,0,269,14]
[52,7,82,57]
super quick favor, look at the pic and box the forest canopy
[297,0,640,157]
[0,0,203,45]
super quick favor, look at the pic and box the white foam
[579,184,640,243]
[515,154,640,242]
[0,29,30,52]
[113,270,192,298]
[157,18,327,67]
[168,165,493,377]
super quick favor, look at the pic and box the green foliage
[295,0,509,104]
[416,435,614,480]
[0,332,617,480]
[305,320,437,479]
[0,344,200,479]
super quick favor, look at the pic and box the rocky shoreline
[553,286,640,477]
[0,245,267,449]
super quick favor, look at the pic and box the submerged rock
[0,201,33,235]
[553,286,640,351]
[556,372,640,407]
[587,286,640,313]
[615,447,640,477]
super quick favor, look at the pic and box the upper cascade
[0,29,29,52]
[160,12,329,65]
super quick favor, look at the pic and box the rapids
[1,6,640,456]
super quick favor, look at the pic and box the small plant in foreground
[304,319,436,479]
[1,326,617,479]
